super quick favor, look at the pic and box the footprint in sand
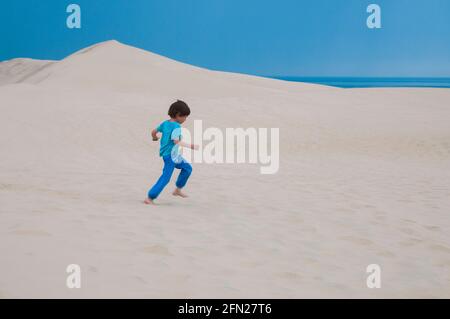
[428,244,450,254]
[142,244,172,256]
[400,238,423,247]
[397,198,414,204]
[339,236,373,246]
[376,250,395,258]
[133,276,149,284]
[401,219,417,225]
[278,272,302,281]
[399,227,419,236]
[423,225,441,232]
[88,266,99,273]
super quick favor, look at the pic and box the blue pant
[148,155,192,200]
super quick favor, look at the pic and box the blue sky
[1,0,449,77]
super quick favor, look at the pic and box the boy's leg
[148,156,175,200]
[174,160,192,189]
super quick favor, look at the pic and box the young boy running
[145,100,198,205]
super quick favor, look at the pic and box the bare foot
[172,188,188,198]
[144,198,155,205]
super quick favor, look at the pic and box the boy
[145,100,198,205]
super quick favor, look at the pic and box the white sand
[1,40,449,298]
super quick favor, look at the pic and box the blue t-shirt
[156,120,182,158]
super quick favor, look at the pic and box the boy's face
[175,114,188,124]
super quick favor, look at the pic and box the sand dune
[1,40,450,298]
[0,58,55,86]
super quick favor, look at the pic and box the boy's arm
[171,127,198,150]
[151,129,159,141]
[174,139,199,150]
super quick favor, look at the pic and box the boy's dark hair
[168,100,191,118]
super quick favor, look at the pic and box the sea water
[269,77,450,88]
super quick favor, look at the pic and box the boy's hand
[191,144,199,150]
[151,128,159,141]
[152,129,159,142]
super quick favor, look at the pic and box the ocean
[269,77,450,88]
